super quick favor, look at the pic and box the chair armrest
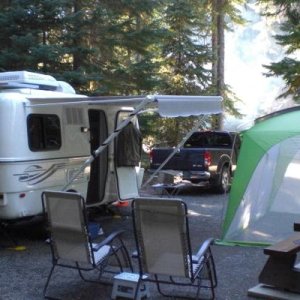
[193,238,214,262]
[92,229,125,251]
[131,250,138,258]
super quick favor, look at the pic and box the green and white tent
[221,106,300,246]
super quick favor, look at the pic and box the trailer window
[27,114,61,151]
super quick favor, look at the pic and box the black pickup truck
[149,131,240,193]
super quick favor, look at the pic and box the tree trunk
[73,0,84,71]
[212,0,225,130]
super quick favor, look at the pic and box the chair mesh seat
[93,244,111,264]
[42,191,133,298]
[192,260,204,275]
[132,197,217,299]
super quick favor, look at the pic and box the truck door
[86,110,108,204]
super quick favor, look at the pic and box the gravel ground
[0,186,267,300]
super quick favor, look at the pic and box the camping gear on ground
[111,272,150,300]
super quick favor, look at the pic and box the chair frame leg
[111,247,125,273]
[204,256,217,299]
[133,277,143,300]
[208,250,218,288]
[43,264,56,298]
[119,242,134,272]
[76,262,111,285]
[195,277,202,300]
[152,274,215,300]
[141,257,217,300]
[114,238,134,272]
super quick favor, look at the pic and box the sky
[223,2,295,131]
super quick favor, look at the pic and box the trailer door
[86,110,108,204]
[115,114,143,199]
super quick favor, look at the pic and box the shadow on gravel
[149,184,230,198]
[0,216,47,248]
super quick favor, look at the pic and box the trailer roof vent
[57,81,76,94]
[0,71,60,91]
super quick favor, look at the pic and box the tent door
[86,110,108,205]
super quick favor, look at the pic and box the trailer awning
[58,95,222,191]
[154,95,222,117]
[25,94,222,116]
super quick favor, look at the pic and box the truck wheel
[216,166,230,193]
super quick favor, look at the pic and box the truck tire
[215,166,231,193]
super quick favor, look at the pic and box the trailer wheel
[216,166,231,193]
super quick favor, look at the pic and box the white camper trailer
[0,71,145,220]
[0,71,223,221]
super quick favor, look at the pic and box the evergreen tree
[153,0,244,144]
[207,0,246,128]
[151,0,211,145]
[159,0,212,95]
[88,0,163,95]
[0,0,103,93]
[0,0,245,145]
[258,0,300,101]
[0,0,69,72]
[60,0,104,93]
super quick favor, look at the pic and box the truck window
[184,132,231,148]
[184,134,208,147]
[27,114,61,151]
[211,133,231,147]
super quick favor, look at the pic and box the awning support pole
[142,116,206,188]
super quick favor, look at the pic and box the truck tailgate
[150,148,205,171]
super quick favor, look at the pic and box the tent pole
[225,133,238,195]
[61,97,154,191]
[142,116,206,188]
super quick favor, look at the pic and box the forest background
[0,0,299,147]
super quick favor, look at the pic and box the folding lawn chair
[132,197,217,299]
[42,190,132,299]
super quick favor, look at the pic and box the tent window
[27,114,61,151]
